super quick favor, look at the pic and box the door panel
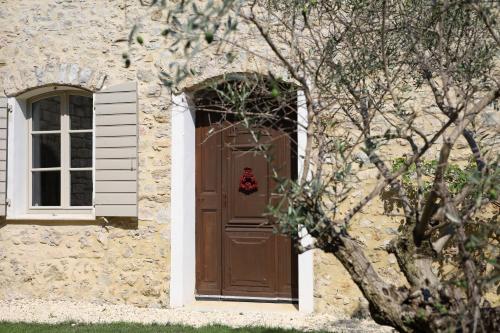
[195,115,222,295]
[277,235,299,297]
[222,228,276,296]
[228,147,269,223]
[198,210,219,289]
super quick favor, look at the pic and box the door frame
[170,91,314,312]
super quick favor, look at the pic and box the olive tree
[130,1,499,332]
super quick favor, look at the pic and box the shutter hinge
[5,198,11,207]
[7,104,13,113]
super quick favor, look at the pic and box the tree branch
[414,85,500,246]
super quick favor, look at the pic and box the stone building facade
[0,0,496,317]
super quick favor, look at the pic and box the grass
[0,322,329,333]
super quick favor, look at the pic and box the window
[28,92,93,212]
[5,82,138,220]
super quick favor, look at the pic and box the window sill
[6,213,96,221]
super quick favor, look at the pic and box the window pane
[69,95,93,130]
[71,171,93,206]
[32,171,61,206]
[32,96,60,131]
[32,134,60,168]
[71,133,93,168]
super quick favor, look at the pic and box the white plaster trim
[169,93,196,308]
[297,90,314,313]
[6,214,95,221]
[15,86,86,100]
[169,91,314,312]
[92,93,96,210]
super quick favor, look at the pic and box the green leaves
[122,53,131,68]
[145,0,241,87]
[271,87,279,98]
[391,157,476,197]
[204,31,214,44]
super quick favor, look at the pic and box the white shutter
[94,82,138,217]
[0,96,7,216]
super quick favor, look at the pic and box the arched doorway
[169,75,314,310]
[193,78,298,299]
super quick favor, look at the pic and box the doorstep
[184,300,300,314]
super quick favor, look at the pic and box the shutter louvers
[94,82,138,217]
[0,97,7,216]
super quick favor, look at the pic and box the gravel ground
[0,299,394,333]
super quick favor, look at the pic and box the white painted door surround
[170,91,314,313]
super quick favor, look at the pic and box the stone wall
[0,0,173,308]
[0,0,498,316]
[0,0,289,310]
[313,165,408,315]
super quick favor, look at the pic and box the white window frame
[6,86,96,220]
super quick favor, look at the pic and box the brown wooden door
[196,112,298,299]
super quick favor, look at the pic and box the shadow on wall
[0,216,139,230]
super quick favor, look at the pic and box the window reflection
[32,171,61,206]
[69,95,93,130]
[32,96,60,131]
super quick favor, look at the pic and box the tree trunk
[316,229,499,333]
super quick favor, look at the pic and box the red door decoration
[239,167,258,194]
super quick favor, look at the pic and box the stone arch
[181,71,300,121]
[182,71,299,94]
[2,63,107,97]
